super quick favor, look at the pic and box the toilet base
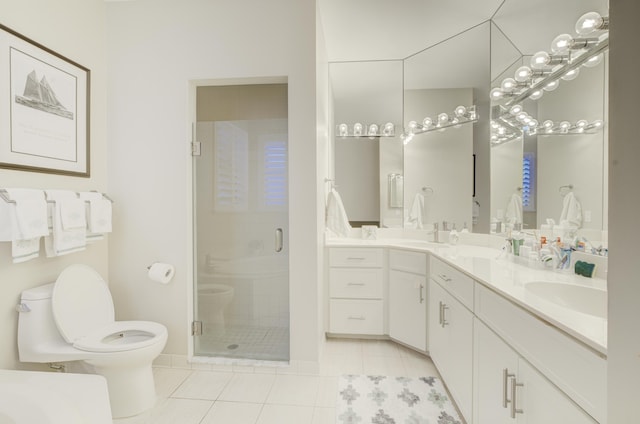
[90,362,156,418]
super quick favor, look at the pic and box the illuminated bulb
[383,122,394,136]
[543,120,554,129]
[368,124,379,137]
[438,113,449,124]
[543,80,560,91]
[498,127,506,135]
[530,51,550,69]
[583,53,603,68]
[517,112,528,122]
[561,68,580,81]
[338,124,348,137]
[514,66,533,83]
[529,89,543,100]
[402,133,414,145]
[551,34,574,54]
[529,119,539,128]
[491,135,499,142]
[576,120,588,128]
[591,120,603,128]
[509,104,523,116]
[559,121,571,132]
[490,120,500,129]
[454,105,467,117]
[490,87,504,100]
[501,78,517,93]
[422,117,433,128]
[408,121,418,134]
[575,12,608,36]
[353,123,363,136]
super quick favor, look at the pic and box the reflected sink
[525,281,607,318]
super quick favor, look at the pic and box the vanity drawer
[329,248,383,268]
[330,268,383,299]
[430,257,474,310]
[474,283,606,423]
[329,299,384,335]
[389,249,427,275]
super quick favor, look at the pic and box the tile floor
[114,338,442,424]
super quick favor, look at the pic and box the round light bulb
[490,87,504,100]
[338,124,348,137]
[551,34,574,54]
[368,124,379,136]
[509,105,523,116]
[592,120,604,128]
[422,117,433,128]
[543,80,560,92]
[383,122,394,136]
[490,120,499,129]
[530,51,551,69]
[583,53,603,68]
[408,121,417,132]
[454,105,467,117]
[559,121,571,132]
[497,127,506,135]
[438,113,449,124]
[491,135,499,143]
[501,78,517,93]
[529,89,544,100]
[576,120,588,128]
[353,123,363,136]
[515,66,533,83]
[561,68,580,81]
[543,120,554,129]
[575,12,606,36]
[517,112,528,122]
[529,119,539,128]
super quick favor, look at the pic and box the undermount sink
[525,281,607,319]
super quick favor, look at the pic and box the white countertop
[326,237,608,355]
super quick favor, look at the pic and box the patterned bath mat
[336,375,463,424]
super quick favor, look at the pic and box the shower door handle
[275,228,284,252]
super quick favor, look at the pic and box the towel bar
[0,189,114,204]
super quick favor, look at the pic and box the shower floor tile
[196,324,290,361]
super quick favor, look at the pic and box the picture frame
[0,23,90,177]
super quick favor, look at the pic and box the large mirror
[326,0,608,239]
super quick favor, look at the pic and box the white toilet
[198,283,234,332]
[17,264,168,419]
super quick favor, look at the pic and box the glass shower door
[193,113,289,362]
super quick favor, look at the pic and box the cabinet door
[389,269,427,351]
[429,281,474,421]
[473,319,519,424]
[516,360,597,424]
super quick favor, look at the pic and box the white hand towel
[505,193,523,225]
[1,189,49,240]
[44,190,86,256]
[79,192,113,233]
[408,193,424,229]
[326,188,352,238]
[559,192,582,229]
[12,238,41,263]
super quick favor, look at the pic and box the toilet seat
[73,321,167,353]
[51,264,165,353]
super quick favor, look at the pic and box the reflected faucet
[427,222,440,243]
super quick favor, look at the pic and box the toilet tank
[17,283,75,363]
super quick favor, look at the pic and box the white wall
[608,0,640,421]
[105,0,319,364]
[0,0,108,369]
[490,137,523,223]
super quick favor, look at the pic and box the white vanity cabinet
[428,257,474,421]
[474,319,597,424]
[388,249,428,351]
[328,248,384,335]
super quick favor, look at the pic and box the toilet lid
[52,264,115,343]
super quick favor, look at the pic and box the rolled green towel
[575,260,596,278]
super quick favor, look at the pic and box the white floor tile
[200,401,263,424]
[315,376,339,407]
[322,338,362,356]
[312,407,336,424]
[360,339,402,357]
[266,374,320,406]
[362,354,407,376]
[319,354,363,376]
[171,371,234,400]
[402,351,441,377]
[153,367,193,398]
[146,398,213,424]
[218,373,277,403]
[256,404,315,424]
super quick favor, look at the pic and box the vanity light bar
[405,105,478,137]
[336,122,396,138]
[490,11,609,106]
[536,119,604,135]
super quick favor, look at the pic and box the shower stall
[193,84,289,362]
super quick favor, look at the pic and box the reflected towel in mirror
[408,192,425,229]
[326,188,352,238]
[505,193,523,225]
[560,192,582,229]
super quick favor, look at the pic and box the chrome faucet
[427,222,439,243]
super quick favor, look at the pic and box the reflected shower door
[193,112,289,361]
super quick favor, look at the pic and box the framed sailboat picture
[0,23,90,177]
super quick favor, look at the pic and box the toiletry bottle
[490,218,497,234]
[460,222,469,233]
[449,223,459,245]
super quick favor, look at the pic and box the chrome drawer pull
[347,282,365,286]
[510,376,524,418]
[438,273,452,282]
[419,284,424,303]
[348,315,366,320]
[441,303,449,327]
[502,369,515,408]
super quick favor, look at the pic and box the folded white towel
[12,238,41,263]
[79,192,112,233]
[44,190,86,257]
[326,188,352,238]
[505,193,523,225]
[408,193,425,229]
[0,189,49,240]
[559,192,582,229]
